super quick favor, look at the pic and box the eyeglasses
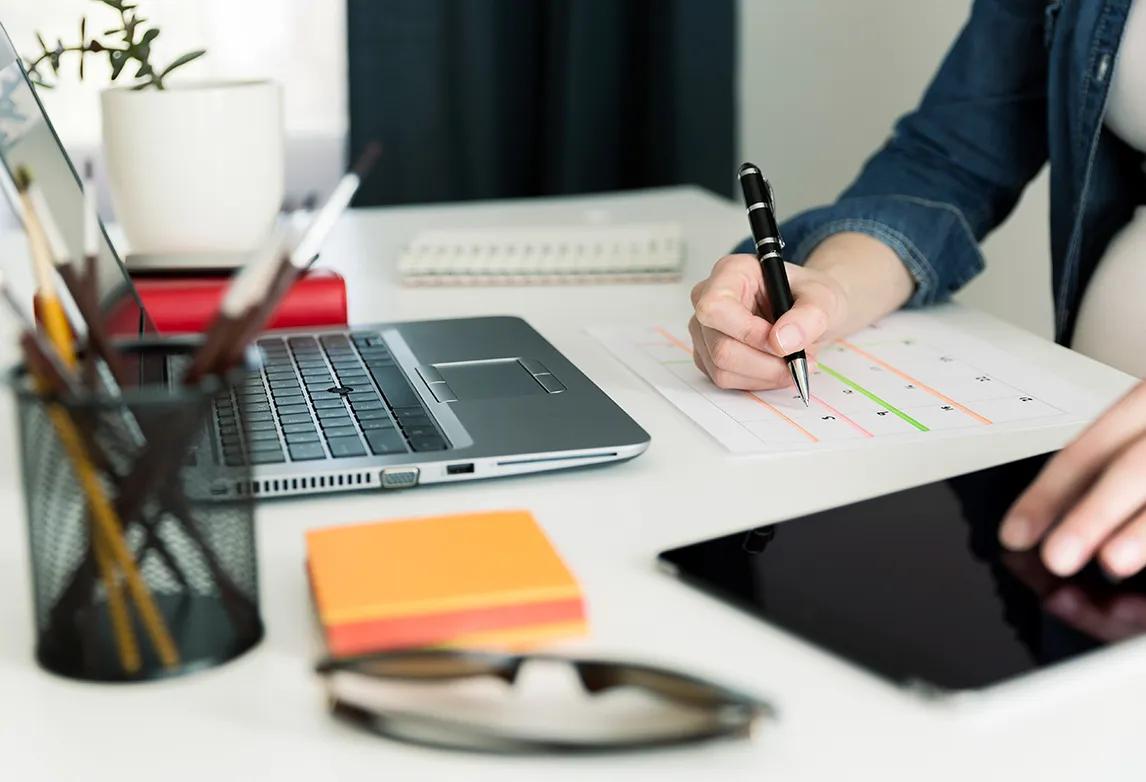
[315,649,776,754]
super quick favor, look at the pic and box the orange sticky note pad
[306,510,586,656]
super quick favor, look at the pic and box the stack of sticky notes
[306,510,587,656]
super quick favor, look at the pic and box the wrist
[803,231,915,331]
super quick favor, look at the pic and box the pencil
[27,178,128,385]
[19,335,141,674]
[14,168,74,366]
[15,170,180,670]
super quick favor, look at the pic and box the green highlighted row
[817,364,929,432]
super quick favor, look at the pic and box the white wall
[737,0,1054,339]
[0,0,348,201]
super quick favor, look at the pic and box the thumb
[766,291,833,357]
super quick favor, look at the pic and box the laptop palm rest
[435,359,549,401]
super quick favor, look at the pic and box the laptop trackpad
[435,360,547,400]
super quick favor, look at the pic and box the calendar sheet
[589,312,1107,454]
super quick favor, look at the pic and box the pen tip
[789,356,811,408]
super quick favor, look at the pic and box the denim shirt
[740,0,1145,343]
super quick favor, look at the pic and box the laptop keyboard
[212,331,449,466]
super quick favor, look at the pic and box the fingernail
[1044,533,1085,576]
[1105,538,1144,576]
[776,324,804,353]
[999,516,1031,550]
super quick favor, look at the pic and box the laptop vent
[230,470,377,498]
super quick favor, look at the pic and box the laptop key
[312,398,346,409]
[355,408,389,421]
[350,399,384,412]
[323,425,357,439]
[402,425,439,438]
[320,416,352,430]
[317,406,351,419]
[282,422,318,434]
[246,412,273,423]
[369,366,420,408]
[366,429,407,455]
[411,436,447,452]
[248,420,278,432]
[285,431,321,444]
[327,437,366,458]
[280,413,314,425]
[276,403,309,417]
[358,419,394,430]
[248,429,281,442]
[288,442,327,461]
[248,437,283,450]
[250,450,285,464]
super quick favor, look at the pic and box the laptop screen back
[0,24,149,335]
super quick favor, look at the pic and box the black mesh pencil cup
[13,339,264,682]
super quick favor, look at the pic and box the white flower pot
[101,80,284,262]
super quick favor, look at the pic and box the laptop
[0,26,649,497]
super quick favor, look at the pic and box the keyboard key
[366,429,407,454]
[317,406,351,419]
[244,402,271,413]
[323,425,357,439]
[248,420,278,432]
[248,429,280,442]
[248,438,283,452]
[401,425,439,438]
[221,434,242,448]
[411,436,447,452]
[338,373,369,387]
[250,450,285,464]
[312,397,346,410]
[289,442,327,461]
[224,451,246,466]
[320,416,352,430]
[276,403,309,417]
[246,412,273,423]
[280,413,314,425]
[327,437,366,458]
[285,431,320,444]
[282,422,318,434]
[350,399,384,412]
[348,391,379,402]
[369,366,420,408]
[358,419,394,430]
[355,408,389,421]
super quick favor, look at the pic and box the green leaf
[109,50,128,80]
[160,49,206,79]
[141,28,159,44]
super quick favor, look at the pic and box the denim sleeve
[736,0,1050,307]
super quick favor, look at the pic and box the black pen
[737,163,810,406]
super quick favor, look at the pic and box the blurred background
[0,0,1052,337]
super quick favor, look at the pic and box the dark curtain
[346,0,736,206]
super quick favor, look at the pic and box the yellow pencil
[16,168,179,671]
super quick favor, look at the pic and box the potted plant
[25,0,283,266]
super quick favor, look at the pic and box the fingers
[692,255,773,351]
[1099,505,1146,578]
[1037,437,1146,576]
[688,317,790,390]
[1000,382,1146,551]
[766,266,843,357]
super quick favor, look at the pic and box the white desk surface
[0,186,1141,781]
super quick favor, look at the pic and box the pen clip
[761,176,785,251]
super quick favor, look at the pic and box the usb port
[447,463,475,475]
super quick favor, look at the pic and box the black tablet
[658,452,1146,692]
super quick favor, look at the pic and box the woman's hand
[1001,380,1146,578]
[688,231,916,390]
[688,255,846,389]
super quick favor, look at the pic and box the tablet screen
[658,453,1146,691]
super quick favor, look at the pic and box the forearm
[803,232,915,338]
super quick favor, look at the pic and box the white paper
[589,312,1108,455]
